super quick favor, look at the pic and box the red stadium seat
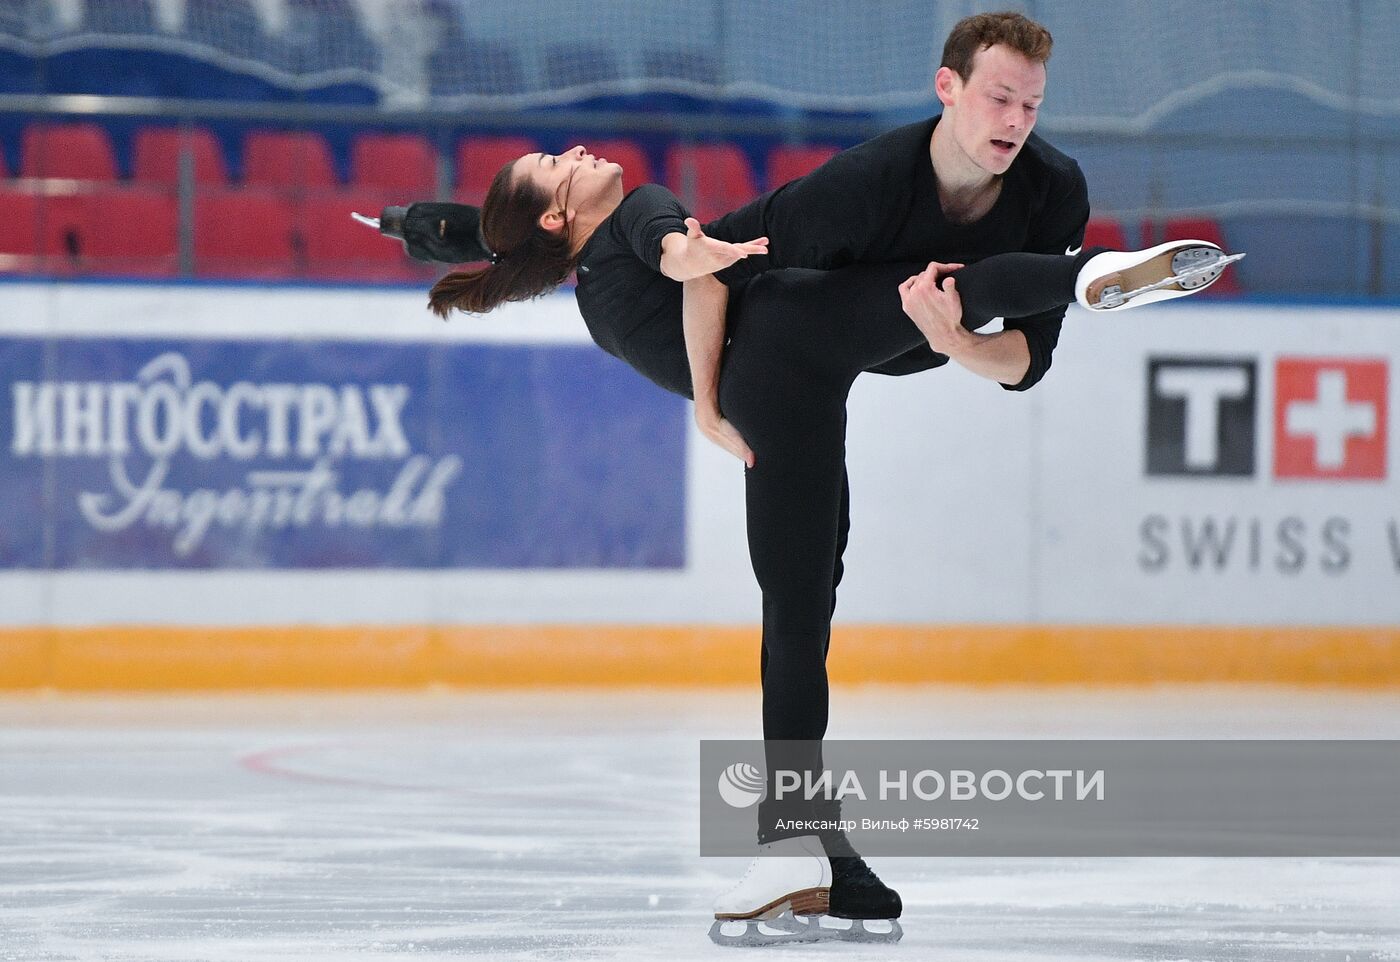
[0,189,40,269]
[1082,217,1129,251]
[75,189,179,274]
[665,143,759,222]
[243,131,337,188]
[455,136,537,204]
[300,192,430,281]
[582,138,652,193]
[133,126,229,186]
[20,123,118,180]
[766,144,839,190]
[0,186,177,276]
[351,133,437,194]
[1158,216,1240,293]
[195,189,299,277]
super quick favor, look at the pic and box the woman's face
[512,145,624,229]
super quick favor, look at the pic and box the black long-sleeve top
[705,115,1089,390]
[572,116,1089,399]
[574,183,697,398]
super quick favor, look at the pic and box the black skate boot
[825,830,903,918]
[817,805,903,942]
[351,202,492,264]
[830,851,903,920]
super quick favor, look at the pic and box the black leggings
[717,250,1089,838]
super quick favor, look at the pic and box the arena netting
[2,0,1400,125]
[2,0,1399,294]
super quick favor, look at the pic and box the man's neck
[929,115,997,199]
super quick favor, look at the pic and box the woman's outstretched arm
[684,274,754,466]
[665,216,761,466]
[660,218,768,282]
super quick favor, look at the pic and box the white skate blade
[1105,250,1246,307]
[1077,241,1245,311]
[708,910,831,947]
[823,916,905,943]
[350,211,380,230]
[708,912,904,947]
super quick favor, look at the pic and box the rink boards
[2,281,1398,688]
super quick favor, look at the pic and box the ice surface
[1,686,1397,961]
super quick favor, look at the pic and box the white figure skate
[708,835,833,947]
[1076,240,1245,311]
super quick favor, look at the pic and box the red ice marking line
[238,743,434,792]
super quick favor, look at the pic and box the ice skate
[819,822,904,943]
[1076,240,1245,311]
[350,203,492,264]
[820,854,905,942]
[708,834,833,947]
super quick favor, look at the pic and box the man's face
[939,44,1046,175]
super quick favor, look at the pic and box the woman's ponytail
[428,161,579,318]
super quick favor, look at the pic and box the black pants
[717,250,1090,840]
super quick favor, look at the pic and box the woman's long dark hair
[427,161,581,318]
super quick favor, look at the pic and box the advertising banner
[1,287,1396,637]
[0,335,686,569]
[1036,305,1400,625]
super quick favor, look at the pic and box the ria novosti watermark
[756,766,1105,805]
[700,740,1400,856]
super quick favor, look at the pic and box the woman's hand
[899,261,972,357]
[662,219,768,281]
[696,404,755,468]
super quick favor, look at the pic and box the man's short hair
[940,11,1053,82]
